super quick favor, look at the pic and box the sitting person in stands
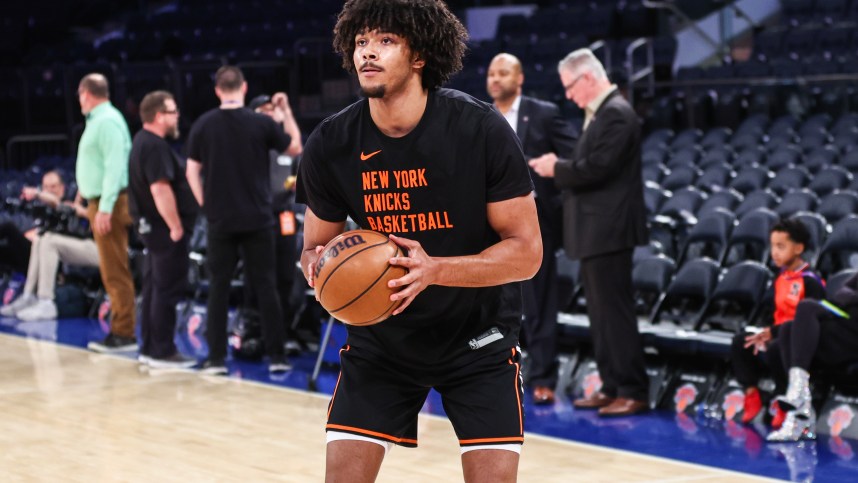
[732,218,824,428]
[0,170,69,274]
[767,272,858,442]
[1,186,99,321]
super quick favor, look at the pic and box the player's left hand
[387,234,439,315]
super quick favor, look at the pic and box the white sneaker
[16,299,58,321]
[0,293,37,317]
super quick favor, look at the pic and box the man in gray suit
[530,48,649,417]
[487,53,578,405]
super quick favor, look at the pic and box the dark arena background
[2,1,858,481]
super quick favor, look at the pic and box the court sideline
[0,333,783,482]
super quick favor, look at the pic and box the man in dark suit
[530,48,649,416]
[487,53,578,405]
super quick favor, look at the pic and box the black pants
[206,227,285,362]
[0,222,31,273]
[243,225,298,336]
[579,248,648,401]
[776,299,858,371]
[521,227,559,388]
[730,332,786,393]
[140,222,191,359]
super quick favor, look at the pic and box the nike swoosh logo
[360,150,382,161]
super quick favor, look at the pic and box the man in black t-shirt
[129,90,198,369]
[186,66,303,375]
[296,1,542,481]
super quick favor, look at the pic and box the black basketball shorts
[325,344,525,449]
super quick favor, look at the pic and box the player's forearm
[434,235,542,287]
[300,209,345,280]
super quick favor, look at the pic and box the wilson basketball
[314,229,407,326]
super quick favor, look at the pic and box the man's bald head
[78,73,110,99]
[486,53,524,105]
[490,53,523,75]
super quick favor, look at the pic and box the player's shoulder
[318,98,366,131]
[434,87,496,115]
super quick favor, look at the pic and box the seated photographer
[1,191,99,321]
[0,170,68,274]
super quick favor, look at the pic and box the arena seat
[696,260,772,333]
[675,208,735,268]
[662,164,701,191]
[734,189,780,219]
[793,211,829,266]
[729,166,772,194]
[696,188,742,219]
[666,146,703,168]
[724,207,778,266]
[808,165,852,196]
[817,190,858,224]
[775,189,820,218]
[642,163,669,185]
[644,182,670,217]
[698,146,735,168]
[803,145,839,173]
[765,146,802,172]
[650,257,720,327]
[695,162,734,192]
[699,127,732,152]
[632,254,676,319]
[767,166,810,195]
[817,215,858,276]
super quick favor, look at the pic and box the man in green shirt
[76,73,138,353]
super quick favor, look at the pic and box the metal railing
[642,0,724,59]
[5,134,71,171]
[627,38,655,106]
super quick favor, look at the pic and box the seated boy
[730,218,825,427]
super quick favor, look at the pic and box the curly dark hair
[333,0,468,90]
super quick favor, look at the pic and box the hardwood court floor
[0,334,781,482]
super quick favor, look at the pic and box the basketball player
[296,1,542,482]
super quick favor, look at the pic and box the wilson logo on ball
[314,234,368,278]
[314,229,407,326]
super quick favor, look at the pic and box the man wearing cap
[244,92,303,351]
[186,67,302,375]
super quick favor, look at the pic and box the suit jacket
[516,96,578,241]
[554,90,648,260]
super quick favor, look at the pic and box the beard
[166,125,180,140]
[360,84,386,98]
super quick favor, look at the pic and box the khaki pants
[24,232,99,299]
[88,193,136,338]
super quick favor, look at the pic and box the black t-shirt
[129,129,199,230]
[186,108,291,233]
[296,88,533,367]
